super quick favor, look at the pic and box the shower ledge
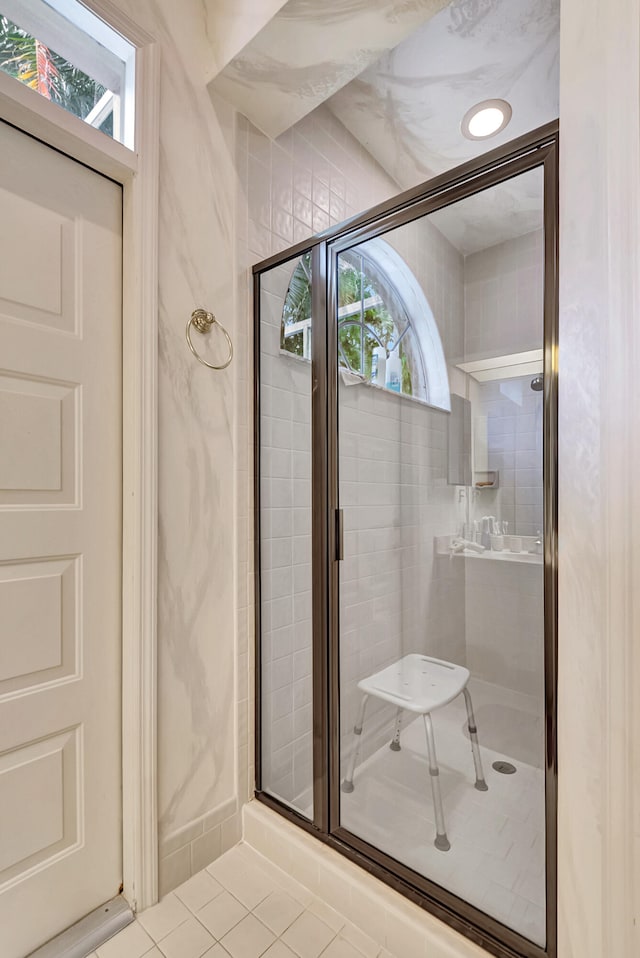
[457,549,542,564]
[435,535,542,564]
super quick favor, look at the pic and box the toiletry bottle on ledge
[372,345,386,385]
[385,349,402,392]
[481,516,491,549]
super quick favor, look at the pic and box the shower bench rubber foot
[435,833,451,852]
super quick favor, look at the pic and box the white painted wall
[88,0,243,895]
[558,0,640,954]
[464,230,544,362]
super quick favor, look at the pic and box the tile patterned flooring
[90,844,396,958]
[90,681,544,957]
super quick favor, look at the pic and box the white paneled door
[0,121,123,957]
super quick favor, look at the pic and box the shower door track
[253,121,559,958]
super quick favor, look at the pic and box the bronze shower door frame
[253,122,559,958]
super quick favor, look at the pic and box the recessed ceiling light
[461,99,512,140]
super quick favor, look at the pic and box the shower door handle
[335,509,344,561]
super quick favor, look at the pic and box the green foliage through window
[281,253,312,357]
[0,15,113,135]
[281,248,419,399]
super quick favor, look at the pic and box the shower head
[530,375,544,392]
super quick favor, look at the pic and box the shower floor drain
[492,760,517,775]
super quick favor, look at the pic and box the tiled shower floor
[341,681,546,946]
[90,844,395,958]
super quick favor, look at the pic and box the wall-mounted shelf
[456,349,543,383]
[474,470,499,489]
[434,535,542,564]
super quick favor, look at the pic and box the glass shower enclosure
[254,124,558,958]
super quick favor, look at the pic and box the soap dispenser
[480,517,491,549]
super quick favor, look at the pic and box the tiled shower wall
[464,230,544,361]
[465,557,544,704]
[462,233,545,703]
[238,106,399,264]
[472,376,544,538]
[465,231,545,539]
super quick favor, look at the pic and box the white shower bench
[341,653,488,851]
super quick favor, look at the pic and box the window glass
[281,246,427,402]
[337,167,547,948]
[281,252,312,359]
[260,253,314,820]
[1,15,113,134]
[0,1,134,146]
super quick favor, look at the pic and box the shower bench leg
[463,687,488,791]
[422,712,450,851]
[342,693,369,793]
[390,706,403,751]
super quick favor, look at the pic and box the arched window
[281,238,450,411]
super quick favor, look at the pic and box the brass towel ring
[186,308,233,370]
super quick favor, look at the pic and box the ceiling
[211,0,559,254]
[328,0,559,189]
[327,0,558,253]
[209,0,451,140]
[426,166,545,255]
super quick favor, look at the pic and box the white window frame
[281,238,451,411]
[282,297,385,360]
[0,0,159,912]
[360,238,451,411]
[1,0,136,146]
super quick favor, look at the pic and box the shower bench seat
[341,653,488,851]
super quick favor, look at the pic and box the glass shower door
[257,252,315,819]
[334,167,548,948]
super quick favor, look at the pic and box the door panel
[0,373,78,502]
[333,170,547,949]
[0,121,123,958]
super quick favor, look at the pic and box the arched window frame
[281,237,451,412]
